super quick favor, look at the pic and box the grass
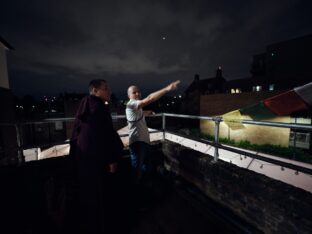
[195,131,312,164]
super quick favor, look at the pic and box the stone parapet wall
[162,141,312,234]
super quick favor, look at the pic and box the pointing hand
[167,80,180,92]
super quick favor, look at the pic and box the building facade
[0,36,18,165]
[183,34,312,150]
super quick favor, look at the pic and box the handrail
[0,113,162,126]
[1,113,311,131]
[163,113,312,131]
[241,119,312,131]
[1,112,311,174]
[165,130,312,175]
[164,113,214,121]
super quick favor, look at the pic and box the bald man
[126,80,180,183]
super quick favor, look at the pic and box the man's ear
[90,87,97,95]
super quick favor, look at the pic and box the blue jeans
[129,141,150,181]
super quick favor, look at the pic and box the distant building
[183,67,226,115]
[183,34,312,150]
[0,36,13,89]
[251,34,312,89]
[0,36,18,165]
[225,34,312,94]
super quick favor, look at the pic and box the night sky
[1,0,312,99]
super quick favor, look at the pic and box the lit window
[269,84,274,91]
[256,86,262,92]
[231,88,242,94]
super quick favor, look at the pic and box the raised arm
[138,80,180,109]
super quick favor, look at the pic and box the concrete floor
[0,155,258,234]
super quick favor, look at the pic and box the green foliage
[199,131,311,164]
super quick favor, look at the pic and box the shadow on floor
[0,155,259,234]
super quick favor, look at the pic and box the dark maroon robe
[70,95,123,233]
[71,95,123,166]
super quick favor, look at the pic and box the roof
[0,36,14,50]
[200,90,285,116]
[226,76,272,89]
[185,76,226,94]
[267,33,312,49]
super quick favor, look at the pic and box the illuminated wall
[200,116,291,147]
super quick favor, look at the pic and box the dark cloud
[1,0,312,97]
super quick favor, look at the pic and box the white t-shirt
[126,99,150,145]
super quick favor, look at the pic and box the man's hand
[138,80,181,109]
[166,80,180,92]
[108,163,117,173]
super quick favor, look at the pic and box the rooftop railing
[0,113,311,175]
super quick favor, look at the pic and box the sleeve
[93,104,124,165]
[126,99,139,110]
[110,130,124,164]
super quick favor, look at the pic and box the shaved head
[127,85,141,100]
[127,85,137,96]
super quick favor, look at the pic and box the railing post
[213,117,221,162]
[15,124,24,165]
[162,113,166,141]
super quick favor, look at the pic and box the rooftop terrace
[0,113,311,233]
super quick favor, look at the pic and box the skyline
[1,0,312,98]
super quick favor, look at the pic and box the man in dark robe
[70,79,123,234]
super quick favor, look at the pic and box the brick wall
[200,90,284,116]
[162,141,312,234]
[200,116,291,146]
[200,90,291,146]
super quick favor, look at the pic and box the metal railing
[162,113,312,175]
[1,113,311,174]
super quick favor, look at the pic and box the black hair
[88,79,107,93]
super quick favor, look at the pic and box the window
[231,88,242,94]
[253,86,262,92]
[269,84,274,91]
[289,131,310,149]
[289,117,311,149]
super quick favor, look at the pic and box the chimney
[216,66,222,78]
